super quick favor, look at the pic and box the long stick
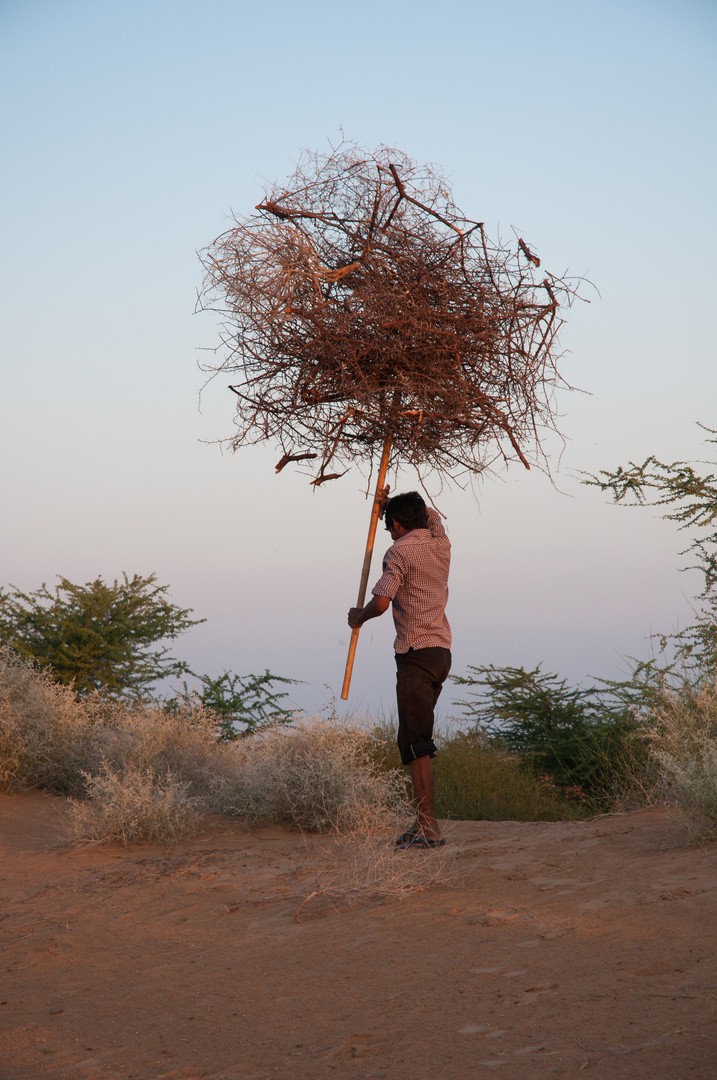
[340,434,392,700]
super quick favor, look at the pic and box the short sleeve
[371,548,405,600]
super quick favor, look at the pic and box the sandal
[395,833,447,850]
[395,823,421,847]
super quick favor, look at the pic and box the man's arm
[346,486,392,630]
[426,506,447,538]
[347,594,390,629]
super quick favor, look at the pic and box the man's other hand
[348,596,390,630]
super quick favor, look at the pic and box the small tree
[0,573,203,700]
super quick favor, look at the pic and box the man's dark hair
[385,491,429,532]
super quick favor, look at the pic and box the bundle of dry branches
[199,142,581,485]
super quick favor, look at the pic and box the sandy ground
[1,792,716,1080]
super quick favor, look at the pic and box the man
[347,489,451,849]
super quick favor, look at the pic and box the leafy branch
[169,669,301,740]
[581,424,717,684]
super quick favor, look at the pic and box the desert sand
[1,791,716,1080]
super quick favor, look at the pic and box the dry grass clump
[294,814,456,920]
[0,649,237,841]
[89,697,234,805]
[214,716,411,832]
[0,647,96,794]
[68,764,202,845]
[433,732,584,821]
[645,678,717,841]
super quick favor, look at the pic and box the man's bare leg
[408,754,441,841]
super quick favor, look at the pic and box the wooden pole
[340,434,393,700]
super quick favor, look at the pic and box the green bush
[168,668,299,739]
[451,664,646,809]
[433,731,582,821]
[371,722,580,821]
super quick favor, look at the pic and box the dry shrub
[433,732,584,821]
[0,652,413,844]
[646,679,717,841]
[213,715,411,831]
[0,647,230,792]
[68,763,202,844]
[294,817,457,920]
[0,647,95,793]
[0,649,237,840]
[86,698,234,804]
[63,705,249,844]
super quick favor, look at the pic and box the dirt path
[1,791,716,1079]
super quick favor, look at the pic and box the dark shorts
[395,646,452,766]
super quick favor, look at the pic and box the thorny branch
[198,142,585,485]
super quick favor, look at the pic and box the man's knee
[397,733,437,767]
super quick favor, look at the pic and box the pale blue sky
[1,0,715,718]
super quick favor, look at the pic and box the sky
[1,0,716,721]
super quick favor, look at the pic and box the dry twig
[199,142,584,485]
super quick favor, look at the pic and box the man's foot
[395,833,447,850]
[394,823,421,847]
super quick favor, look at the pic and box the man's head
[384,491,429,535]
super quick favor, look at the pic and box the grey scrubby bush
[0,646,96,793]
[645,678,717,841]
[0,646,231,797]
[214,717,411,832]
[91,697,234,806]
[69,764,202,844]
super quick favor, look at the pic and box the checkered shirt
[371,507,451,653]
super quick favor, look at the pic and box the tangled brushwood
[199,143,583,485]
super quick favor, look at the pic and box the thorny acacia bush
[450,664,648,811]
[583,425,717,836]
[0,573,201,700]
[0,649,410,843]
